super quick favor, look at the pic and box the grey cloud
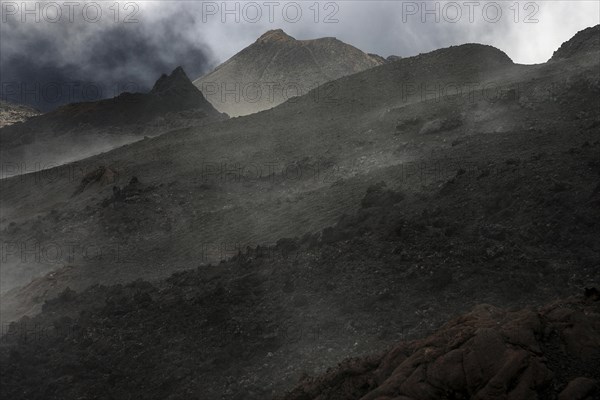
[0,2,216,111]
[1,1,598,111]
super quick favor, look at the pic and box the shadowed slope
[0,67,227,170]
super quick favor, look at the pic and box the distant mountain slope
[551,24,600,61]
[193,29,385,116]
[0,100,40,129]
[0,67,227,170]
[47,66,224,128]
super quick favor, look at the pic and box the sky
[1,0,599,110]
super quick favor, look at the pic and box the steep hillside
[0,26,599,400]
[1,177,598,398]
[193,29,385,116]
[551,24,600,61]
[0,31,598,329]
[0,43,520,303]
[0,67,227,171]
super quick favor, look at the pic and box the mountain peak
[196,30,385,117]
[151,66,193,95]
[257,29,295,43]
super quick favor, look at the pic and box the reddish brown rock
[559,377,598,400]
[280,295,600,400]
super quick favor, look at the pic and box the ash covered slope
[551,24,600,61]
[1,178,599,399]
[194,29,385,116]
[0,42,517,297]
[1,29,598,327]
[0,100,40,129]
[0,67,226,170]
[0,27,599,399]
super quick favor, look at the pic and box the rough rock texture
[194,29,385,116]
[0,100,40,128]
[1,177,599,399]
[551,24,600,61]
[280,294,600,400]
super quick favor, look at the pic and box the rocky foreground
[1,176,599,399]
[280,290,600,400]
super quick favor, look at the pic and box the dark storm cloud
[0,3,215,111]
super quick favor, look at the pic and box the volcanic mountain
[0,26,599,399]
[0,67,226,172]
[193,29,386,116]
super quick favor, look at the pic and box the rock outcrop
[281,293,600,400]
